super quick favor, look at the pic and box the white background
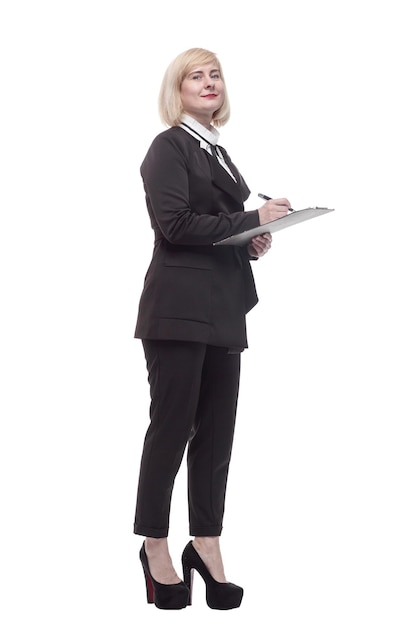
[1,0,416,624]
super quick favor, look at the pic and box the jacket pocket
[156,265,212,324]
[162,244,213,270]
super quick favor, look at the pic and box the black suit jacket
[134,126,261,351]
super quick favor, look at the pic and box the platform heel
[181,541,243,610]
[139,542,189,610]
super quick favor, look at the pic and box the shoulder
[141,126,201,174]
[148,126,197,154]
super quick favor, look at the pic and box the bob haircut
[158,48,231,128]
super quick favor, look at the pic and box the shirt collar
[180,113,220,146]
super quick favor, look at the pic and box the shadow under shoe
[140,543,189,610]
[181,540,243,610]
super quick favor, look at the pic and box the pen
[258,193,294,212]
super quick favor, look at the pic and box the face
[180,63,225,128]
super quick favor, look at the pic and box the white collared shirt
[179,114,237,182]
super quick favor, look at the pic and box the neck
[183,112,213,130]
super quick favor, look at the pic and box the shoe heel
[182,560,193,606]
[181,541,243,610]
[139,542,189,610]
[142,564,155,603]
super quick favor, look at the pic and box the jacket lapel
[207,147,249,205]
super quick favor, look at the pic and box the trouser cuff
[189,524,223,537]
[133,523,168,538]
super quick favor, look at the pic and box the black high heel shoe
[181,541,243,610]
[139,542,189,610]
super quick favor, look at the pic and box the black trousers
[133,339,241,538]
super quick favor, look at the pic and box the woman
[133,47,291,610]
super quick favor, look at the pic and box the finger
[275,197,291,208]
[258,233,272,243]
[255,233,272,243]
[250,243,264,255]
[252,238,268,251]
[252,242,269,256]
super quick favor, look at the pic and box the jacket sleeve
[140,132,260,246]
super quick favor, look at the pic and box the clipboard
[213,207,334,246]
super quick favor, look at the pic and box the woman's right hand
[258,198,292,225]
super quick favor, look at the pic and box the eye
[211,73,221,80]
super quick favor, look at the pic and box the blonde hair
[158,48,231,128]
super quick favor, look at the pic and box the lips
[202,94,217,98]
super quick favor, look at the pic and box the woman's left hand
[247,233,272,258]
